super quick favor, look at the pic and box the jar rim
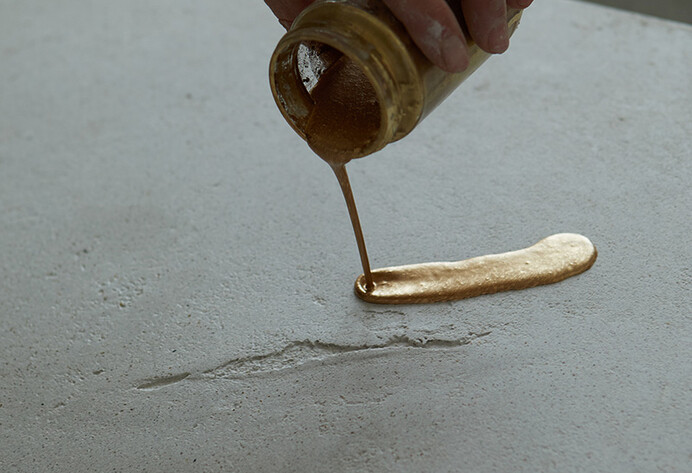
[270,28,396,161]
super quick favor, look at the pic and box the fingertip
[440,34,470,72]
[508,0,534,8]
[486,23,509,54]
[382,0,470,72]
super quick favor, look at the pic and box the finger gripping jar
[269,0,522,164]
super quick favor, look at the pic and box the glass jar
[269,0,522,162]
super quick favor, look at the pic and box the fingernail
[517,0,533,7]
[440,35,469,72]
[487,23,509,54]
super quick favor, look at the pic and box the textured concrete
[581,0,692,24]
[1,1,690,472]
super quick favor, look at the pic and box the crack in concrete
[362,309,408,317]
[136,372,191,391]
[135,332,491,390]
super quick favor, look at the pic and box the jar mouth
[270,30,395,163]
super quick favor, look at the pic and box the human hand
[264,0,534,72]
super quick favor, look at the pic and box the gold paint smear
[354,233,597,304]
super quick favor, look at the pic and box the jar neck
[269,0,424,161]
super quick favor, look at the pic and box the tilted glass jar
[269,0,522,162]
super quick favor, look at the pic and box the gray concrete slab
[1,0,690,471]
[581,0,692,24]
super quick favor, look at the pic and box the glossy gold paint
[301,52,598,305]
[332,164,374,290]
[271,2,596,304]
[354,233,597,304]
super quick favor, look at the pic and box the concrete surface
[581,0,692,24]
[1,1,690,472]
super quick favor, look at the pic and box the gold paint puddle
[354,233,597,304]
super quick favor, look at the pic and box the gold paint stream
[306,56,596,304]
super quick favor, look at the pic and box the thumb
[265,0,316,29]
